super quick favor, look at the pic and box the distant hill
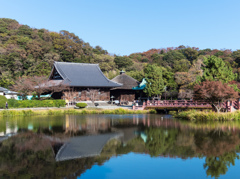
[1,18,240,98]
[0,18,114,87]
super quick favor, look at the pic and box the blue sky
[1,0,240,55]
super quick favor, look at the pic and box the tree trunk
[213,104,221,113]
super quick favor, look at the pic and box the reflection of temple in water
[0,121,18,137]
[63,114,240,136]
[64,115,111,135]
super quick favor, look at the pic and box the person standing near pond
[5,102,8,109]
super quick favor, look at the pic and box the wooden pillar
[238,99,240,110]
[147,100,150,106]
[226,100,231,112]
[133,105,135,110]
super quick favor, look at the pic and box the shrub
[7,99,19,108]
[76,103,87,108]
[0,95,7,109]
[6,99,66,108]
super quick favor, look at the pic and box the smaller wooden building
[110,71,139,103]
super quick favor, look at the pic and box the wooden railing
[133,100,240,112]
[133,100,211,110]
[146,100,211,106]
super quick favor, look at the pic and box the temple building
[110,71,139,104]
[49,62,121,101]
[0,87,18,100]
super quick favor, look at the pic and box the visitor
[5,102,8,109]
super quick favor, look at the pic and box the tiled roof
[52,62,122,88]
[111,73,139,90]
[0,87,8,92]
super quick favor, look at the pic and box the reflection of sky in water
[79,153,206,179]
[79,153,240,179]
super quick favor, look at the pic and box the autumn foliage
[11,76,69,99]
[194,81,239,112]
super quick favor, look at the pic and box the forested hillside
[1,18,240,98]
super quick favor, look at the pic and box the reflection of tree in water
[0,132,121,178]
[0,132,54,178]
[194,130,240,178]
[143,127,240,178]
[204,151,239,179]
[144,127,197,158]
[145,127,178,157]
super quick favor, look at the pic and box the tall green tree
[114,56,133,69]
[162,67,177,90]
[200,56,236,83]
[182,47,198,61]
[163,50,185,67]
[143,64,165,97]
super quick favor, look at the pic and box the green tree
[0,95,7,109]
[0,72,14,88]
[232,50,240,67]
[163,50,185,67]
[200,56,236,83]
[143,64,165,97]
[173,59,191,72]
[182,47,198,61]
[162,67,177,90]
[114,56,133,69]
[90,54,115,72]
[127,70,144,82]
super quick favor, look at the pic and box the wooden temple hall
[48,62,141,102]
[110,71,140,104]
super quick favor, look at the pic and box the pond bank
[0,108,156,117]
[174,110,240,121]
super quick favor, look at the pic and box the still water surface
[0,114,240,178]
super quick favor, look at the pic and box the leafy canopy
[200,56,236,83]
[114,56,133,69]
[143,64,165,97]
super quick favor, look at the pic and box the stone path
[0,105,132,111]
[0,106,75,111]
[55,133,123,162]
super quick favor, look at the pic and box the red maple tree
[194,81,239,112]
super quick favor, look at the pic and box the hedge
[76,103,87,108]
[7,99,66,108]
[0,95,7,109]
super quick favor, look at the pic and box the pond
[0,114,240,178]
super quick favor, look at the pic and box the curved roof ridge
[96,65,122,86]
[96,64,109,81]
[55,61,98,66]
